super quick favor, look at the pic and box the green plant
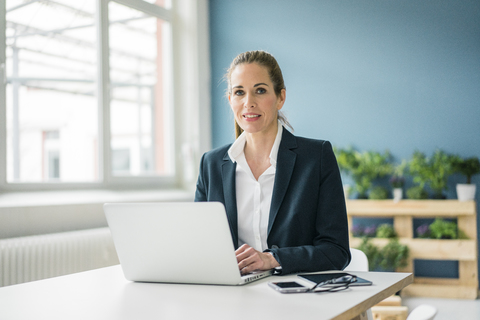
[406,186,428,199]
[408,149,457,198]
[417,219,468,239]
[429,218,457,239]
[453,156,480,184]
[376,224,397,238]
[369,186,389,200]
[357,237,409,271]
[389,176,405,189]
[335,147,393,198]
[357,237,380,270]
[389,161,407,188]
[379,239,409,270]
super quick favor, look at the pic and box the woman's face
[229,63,285,137]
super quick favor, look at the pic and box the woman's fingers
[236,244,254,262]
[236,244,259,273]
[239,248,260,272]
[235,244,278,274]
[235,244,248,253]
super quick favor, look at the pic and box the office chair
[344,248,369,272]
[406,304,437,320]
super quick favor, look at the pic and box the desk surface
[0,265,412,320]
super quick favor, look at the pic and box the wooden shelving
[346,200,478,299]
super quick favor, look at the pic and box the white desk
[0,265,412,320]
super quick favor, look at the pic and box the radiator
[0,228,119,287]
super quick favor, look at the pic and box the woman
[195,50,350,275]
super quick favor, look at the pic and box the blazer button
[271,245,279,249]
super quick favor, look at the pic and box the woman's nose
[244,94,255,108]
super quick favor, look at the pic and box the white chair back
[344,248,369,272]
[406,304,437,320]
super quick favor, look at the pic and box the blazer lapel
[222,152,239,247]
[268,128,297,235]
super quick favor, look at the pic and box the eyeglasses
[308,283,350,293]
[306,275,357,293]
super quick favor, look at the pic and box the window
[5,0,99,183]
[0,0,210,192]
[108,1,173,177]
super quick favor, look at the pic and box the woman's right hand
[235,244,279,274]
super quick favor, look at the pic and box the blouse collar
[228,121,284,168]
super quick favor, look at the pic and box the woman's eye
[234,90,244,96]
[256,88,266,94]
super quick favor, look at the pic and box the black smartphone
[268,281,310,293]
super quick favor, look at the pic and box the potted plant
[357,237,409,271]
[416,219,469,239]
[350,225,377,237]
[390,161,406,202]
[429,218,457,239]
[406,185,428,199]
[379,239,409,271]
[376,224,397,238]
[453,156,480,201]
[335,147,393,199]
[408,149,457,199]
[357,237,380,270]
[369,186,389,200]
[363,225,377,237]
[416,224,431,238]
[350,225,365,237]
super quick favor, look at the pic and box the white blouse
[227,123,283,252]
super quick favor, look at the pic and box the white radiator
[0,228,119,287]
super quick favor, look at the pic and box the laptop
[104,202,272,285]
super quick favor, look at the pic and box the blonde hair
[225,50,293,138]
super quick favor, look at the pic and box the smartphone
[268,281,310,293]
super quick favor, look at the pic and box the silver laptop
[104,202,272,285]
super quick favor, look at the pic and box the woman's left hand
[235,244,280,274]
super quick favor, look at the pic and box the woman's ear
[277,89,286,110]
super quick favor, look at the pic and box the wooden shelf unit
[346,200,478,299]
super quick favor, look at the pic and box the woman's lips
[243,114,260,121]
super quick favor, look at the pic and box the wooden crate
[347,200,478,299]
[371,306,408,320]
[375,295,402,306]
[371,295,407,320]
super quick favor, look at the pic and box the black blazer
[195,128,351,275]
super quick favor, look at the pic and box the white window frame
[0,0,211,192]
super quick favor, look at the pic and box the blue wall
[209,0,480,279]
[209,0,480,191]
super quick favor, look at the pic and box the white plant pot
[456,184,476,201]
[393,188,403,203]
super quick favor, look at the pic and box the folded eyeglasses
[306,274,357,293]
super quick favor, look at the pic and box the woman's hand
[235,244,280,274]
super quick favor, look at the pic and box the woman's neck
[243,124,278,180]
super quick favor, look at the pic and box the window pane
[109,1,173,177]
[6,0,98,182]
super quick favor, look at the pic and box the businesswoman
[195,50,350,275]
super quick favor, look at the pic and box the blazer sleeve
[194,153,207,202]
[266,140,351,275]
